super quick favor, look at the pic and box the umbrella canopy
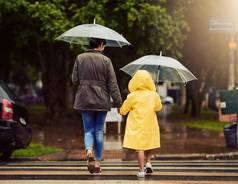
[120,55,197,84]
[56,23,130,47]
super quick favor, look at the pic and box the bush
[13,143,63,157]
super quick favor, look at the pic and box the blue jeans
[81,111,107,161]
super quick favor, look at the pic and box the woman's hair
[89,38,106,49]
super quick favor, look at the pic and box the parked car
[0,81,32,160]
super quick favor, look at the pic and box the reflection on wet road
[30,105,236,155]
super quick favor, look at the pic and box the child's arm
[155,94,162,111]
[120,93,133,115]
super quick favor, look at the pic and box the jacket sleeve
[107,60,122,107]
[72,59,78,85]
[155,94,162,111]
[120,93,133,115]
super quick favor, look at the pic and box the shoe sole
[146,167,153,173]
[137,174,145,178]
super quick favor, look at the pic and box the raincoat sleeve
[155,94,162,111]
[120,93,133,115]
[72,59,78,85]
[107,60,122,107]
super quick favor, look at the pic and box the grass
[26,104,76,117]
[168,106,216,121]
[12,143,63,158]
[179,120,231,132]
[26,104,47,116]
[169,105,232,132]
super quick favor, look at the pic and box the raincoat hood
[128,70,156,93]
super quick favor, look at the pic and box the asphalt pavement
[0,160,238,183]
[26,104,238,161]
[3,104,238,183]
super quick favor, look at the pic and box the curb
[10,151,238,161]
[152,152,238,160]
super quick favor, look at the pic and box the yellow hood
[128,70,156,92]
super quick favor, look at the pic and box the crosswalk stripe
[0,166,238,174]
[1,160,238,181]
[0,171,237,176]
[0,174,238,181]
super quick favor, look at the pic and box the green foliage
[72,0,106,25]
[179,121,230,132]
[12,143,63,157]
[0,0,27,14]
[0,0,29,46]
[71,0,189,59]
[1,0,189,66]
[27,0,71,42]
[0,0,189,116]
[131,3,188,57]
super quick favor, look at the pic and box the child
[120,70,162,178]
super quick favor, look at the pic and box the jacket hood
[128,70,156,92]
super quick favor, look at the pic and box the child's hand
[118,108,123,115]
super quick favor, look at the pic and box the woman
[72,38,122,174]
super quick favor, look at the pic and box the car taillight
[2,98,13,120]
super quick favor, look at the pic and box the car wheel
[0,149,13,161]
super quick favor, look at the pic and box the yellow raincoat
[120,70,162,150]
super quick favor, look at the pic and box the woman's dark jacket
[72,50,122,111]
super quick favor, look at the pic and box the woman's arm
[72,59,78,85]
[107,60,122,107]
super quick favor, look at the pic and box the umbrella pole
[156,66,160,92]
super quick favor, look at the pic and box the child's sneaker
[145,162,153,173]
[137,171,145,178]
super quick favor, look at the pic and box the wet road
[1,181,238,184]
[30,105,236,156]
[0,160,238,183]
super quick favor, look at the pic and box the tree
[182,0,231,117]
[0,0,189,120]
[0,0,30,82]
[26,0,74,119]
[0,0,74,119]
[71,0,189,92]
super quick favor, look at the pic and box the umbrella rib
[175,68,187,83]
